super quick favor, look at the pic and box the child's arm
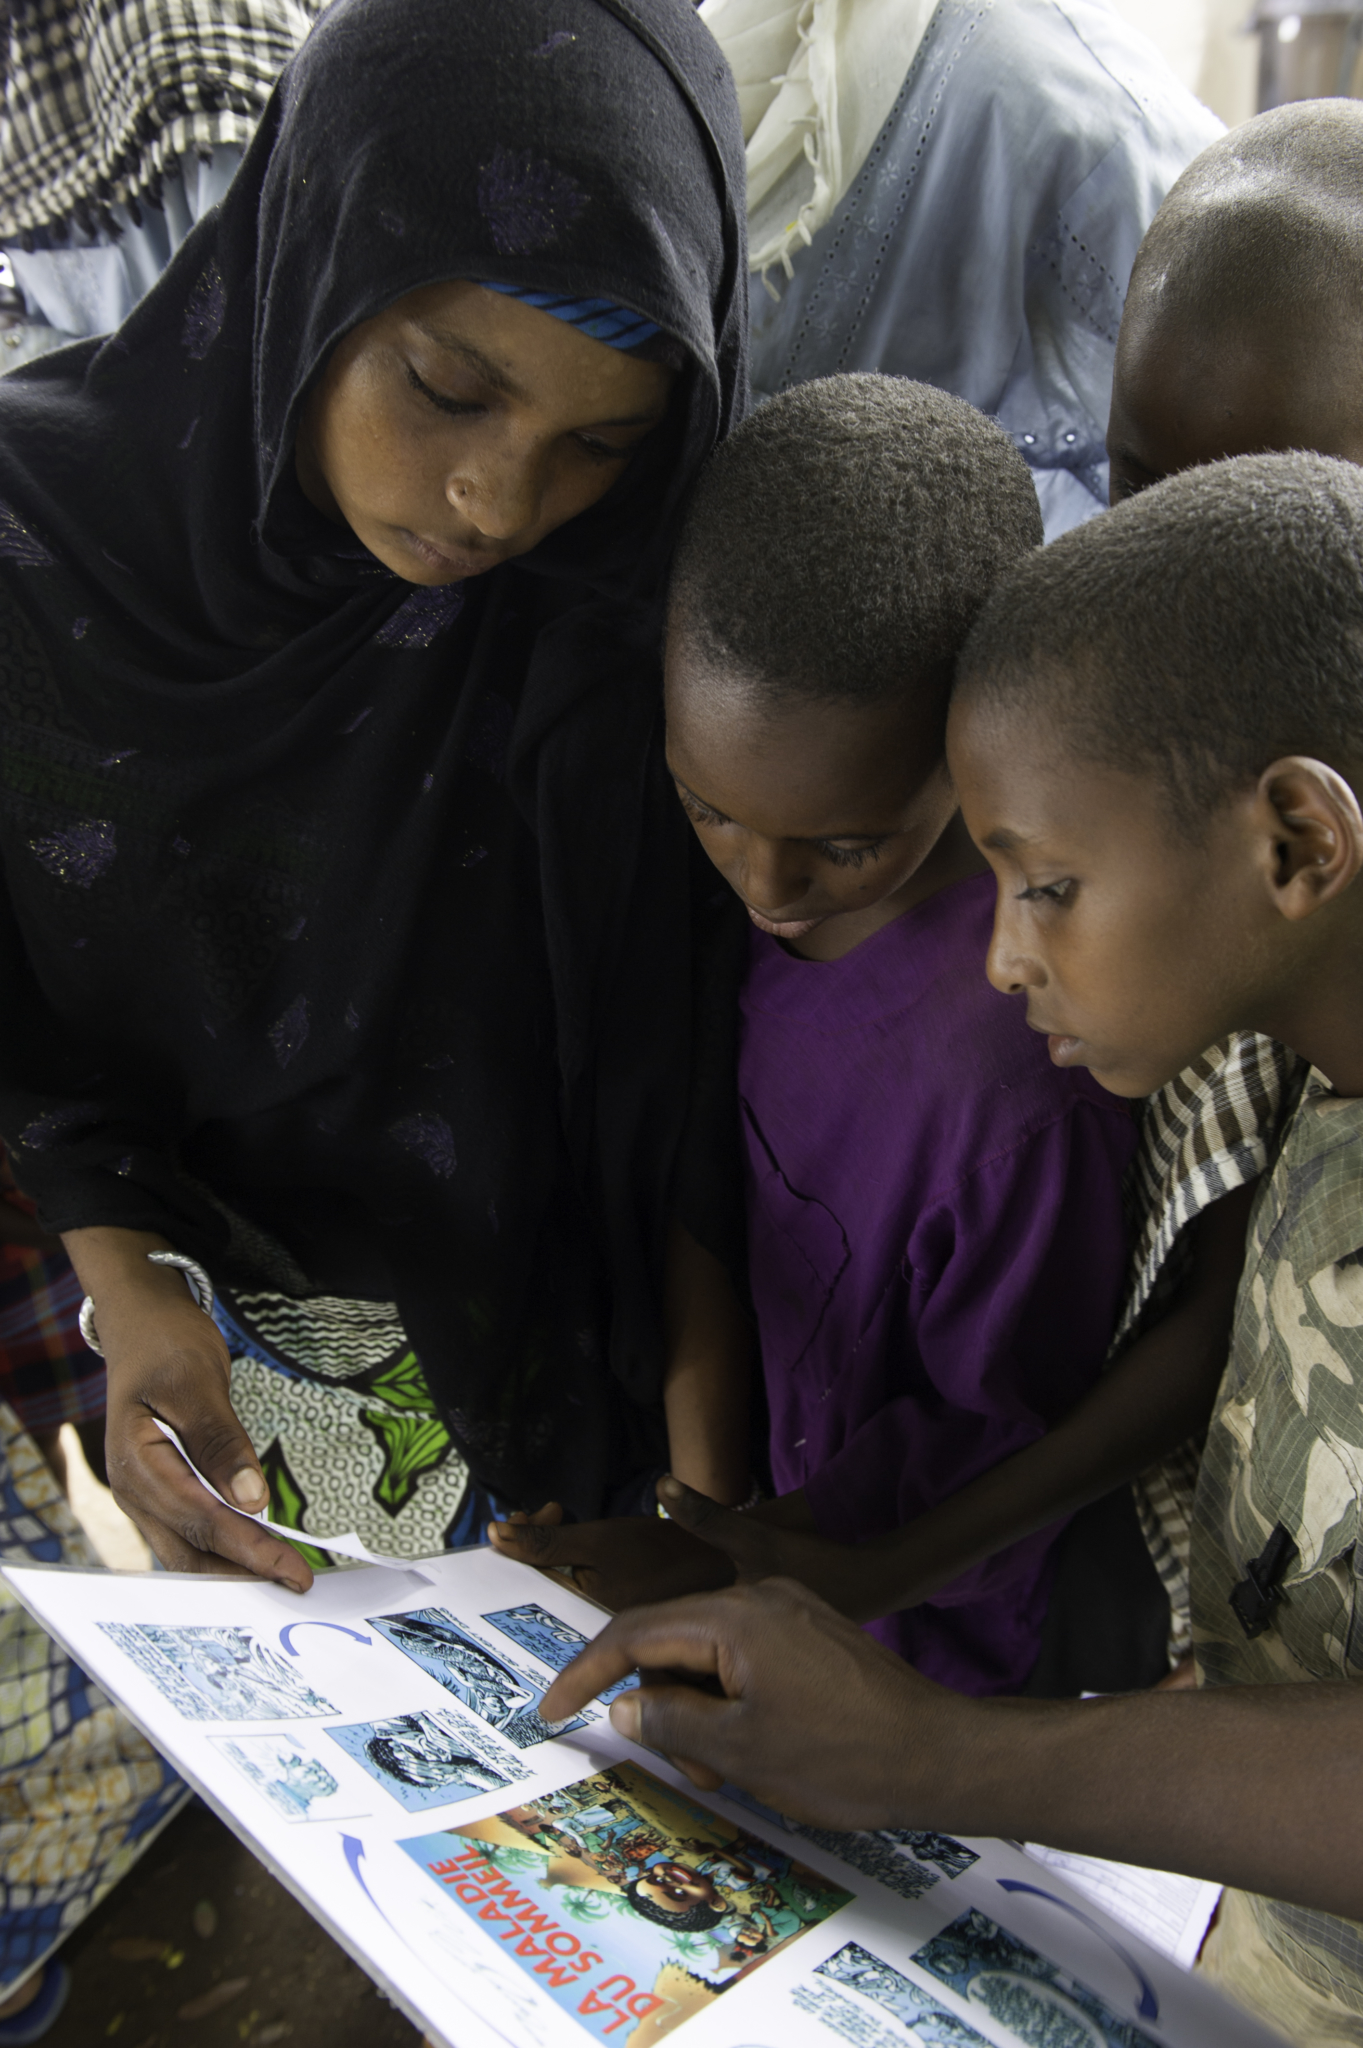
[662,1219,753,1505]
[666,1180,1254,1618]
[540,1576,1363,1922]
[492,1184,1250,1614]
[489,1220,754,1608]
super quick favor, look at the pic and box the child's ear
[1256,756,1363,921]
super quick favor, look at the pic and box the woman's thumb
[171,1396,269,1513]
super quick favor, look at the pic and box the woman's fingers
[142,1417,315,1589]
[147,1347,268,1514]
[103,1309,311,1590]
[126,1501,292,1580]
[117,1410,312,1588]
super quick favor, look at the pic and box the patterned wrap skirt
[214,1289,499,1566]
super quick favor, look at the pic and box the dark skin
[1107,296,1363,505]
[495,1177,1250,1617]
[660,638,983,960]
[538,709,1363,1922]
[492,632,1247,1617]
[490,636,988,1598]
[62,281,686,1587]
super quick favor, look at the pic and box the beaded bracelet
[79,1250,216,1357]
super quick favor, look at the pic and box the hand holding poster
[1,1549,1283,2048]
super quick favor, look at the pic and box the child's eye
[1017,879,1075,906]
[676,789,726,829]
[405,363,480,419]
[815,839,887,870]
[574,431,634,464]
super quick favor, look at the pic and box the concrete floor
[48,1799,423,2048]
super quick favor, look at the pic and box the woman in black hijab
[0,0,749,1581]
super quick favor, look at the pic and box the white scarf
[700,0,935,285]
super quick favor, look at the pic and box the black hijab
[0,0,748,1513]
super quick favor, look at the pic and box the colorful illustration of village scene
[405,1761,854,2042]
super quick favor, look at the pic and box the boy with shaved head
[1092,94,1363,1661]
[542,453,1363,2048]
[1109,96,1363,502]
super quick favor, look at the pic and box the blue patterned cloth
[746,0,1222,540]
[479,281,660,348]
[0,1405,188,1992]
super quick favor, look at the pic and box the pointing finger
[539,1594,732,1722]
[611,1681,738,1788]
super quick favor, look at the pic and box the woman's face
[296,280,676,584]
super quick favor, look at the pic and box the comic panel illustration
[325,1706,532,1813]
[718,1785,948,1904]
[211,1732,367,1824]
[913,1907,1164,2048]
[884,1831,979,1880]
[400,1759,853,2042]
[815,1941,991,2045]
[793,1824,943,1904]
[791,1979,906,2048]
[99,1624,336,1722]
[482,1603,638,1705]
[369,1606,591,1747]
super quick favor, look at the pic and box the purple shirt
[739,874,1136,1695]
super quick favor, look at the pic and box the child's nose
[446,430,544,542]
[986,905,1041,994]
[741,840,811,914]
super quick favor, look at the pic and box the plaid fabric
[0,1243,102,1432]
[1,0,320,241]
[1114,1030,1306,1661]
[0,1400,188,1989]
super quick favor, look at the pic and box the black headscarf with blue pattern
[0,0,748,1512]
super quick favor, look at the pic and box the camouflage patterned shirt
[1192,1070,1363,2011]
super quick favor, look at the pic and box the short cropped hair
[954,451,1363,828]
[668,373,1042,709]
[1127,100,1363,352]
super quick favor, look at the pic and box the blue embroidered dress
[746,0,1222,537]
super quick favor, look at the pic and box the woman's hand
[487,1500,736,1609]
[537,1576,947,1828]
[62,1228,312,1590]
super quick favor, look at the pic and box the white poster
[4,1549,1284,2048]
